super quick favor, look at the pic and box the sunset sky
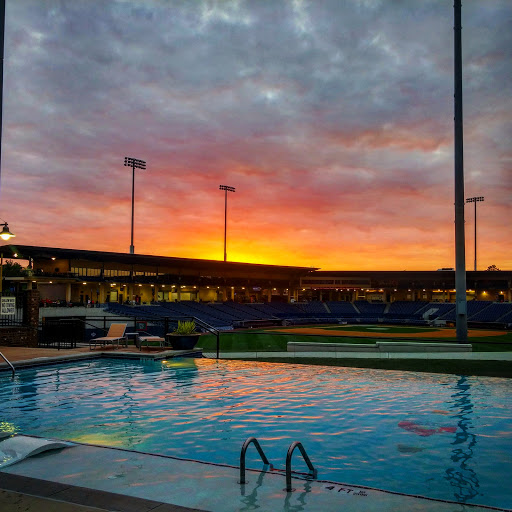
[0,0,510,270]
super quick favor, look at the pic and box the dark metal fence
[40,318,85,349]
[39,315,220,356]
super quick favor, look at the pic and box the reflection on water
[445,375,479,503]
[240,470,266,511]
[239,470,313,512]
[283,480,313,512]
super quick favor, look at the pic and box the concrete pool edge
[1,437,510,512]
[2,347,512,378]
[0,347,204,372]
[220,352,512,378]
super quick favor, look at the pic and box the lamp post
[0,221,15,241]
[219,185,235,262]
[466,196,484,271]
[124,157,146,254]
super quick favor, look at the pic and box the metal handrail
[285,441,317,492]
[239,437,272,484]
[0,351,15,377]
[189,316,221,358]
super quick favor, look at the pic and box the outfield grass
[199,329,512,353]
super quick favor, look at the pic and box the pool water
[1,358,511,509]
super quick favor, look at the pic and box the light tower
[219,185,235,262]
[124,157,146,254]
[466,196,484,271]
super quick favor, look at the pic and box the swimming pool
[1,358,511,509]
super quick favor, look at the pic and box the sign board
[136,320,147,331]
[0,297,16,315]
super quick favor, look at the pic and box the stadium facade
[1,245,510,305]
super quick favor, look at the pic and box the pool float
[398,420,456,437]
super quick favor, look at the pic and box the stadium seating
[469,302,512,323]
[438,301,490,322]
[105,300,512,330]
[354,301,387,316]
[326,301,360,317]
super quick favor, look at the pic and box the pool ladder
[0,351,15,377]
[240,437,317,492]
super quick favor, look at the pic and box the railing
[285,441,317,492]
[239,437,272,484]
[192,316,220,358]
[0,351,15,377]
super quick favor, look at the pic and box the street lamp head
[0,222,15,241]
[466,196,484,203]
[219,185,235,192]
[124,157,146,170]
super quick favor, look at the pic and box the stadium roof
[0,245,318,278]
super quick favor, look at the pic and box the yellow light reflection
[0,421,18,434]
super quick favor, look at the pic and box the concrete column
[23,289,40,347]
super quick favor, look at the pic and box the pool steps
[240,437,317,492]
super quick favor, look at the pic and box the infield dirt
[265,326,506,338]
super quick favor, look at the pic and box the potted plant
[166,320,200,350]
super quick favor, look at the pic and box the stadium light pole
[466,196,484,271]
[219,185,235,262]
[124,157,146,254]
[454,0,468,343]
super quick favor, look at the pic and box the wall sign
[0,297,16,315]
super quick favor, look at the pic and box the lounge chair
[89,323,127,350]
[135,331,166,351]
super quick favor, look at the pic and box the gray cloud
[1,0,510,267]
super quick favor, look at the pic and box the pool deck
[1,438,508,512]
[0,345,204,368]
[2,344,512,366]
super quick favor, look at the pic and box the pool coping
[0,347,204,372]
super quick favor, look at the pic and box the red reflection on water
[398,420,456,437]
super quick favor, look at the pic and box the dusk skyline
[0,0,510,270]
